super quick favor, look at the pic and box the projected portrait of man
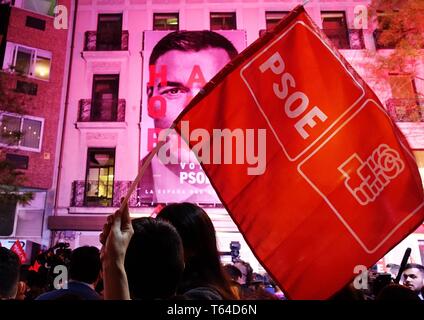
[138,30,240,204]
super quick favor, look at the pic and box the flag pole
[394,247,411,284]
[119,125,175,211]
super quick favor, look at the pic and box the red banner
[174,6,424,299]
[10,240,26,264]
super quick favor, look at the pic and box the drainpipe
[51,0,78,246]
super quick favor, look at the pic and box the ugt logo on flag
[174,6,424,299]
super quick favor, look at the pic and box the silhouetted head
[69,246,101,285]
[223,264,242,282]
[124,217,185,300]
[233,259,253,285]
[0,247,20,299]
[376,284,421,301]
[157,203,236,299]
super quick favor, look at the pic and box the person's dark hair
[234,259,253,285]
[124,217,185,300]
[404,263,424,274]
[157,203,236,300]
[69,246,101,284]
[149,30,238,67]
[0,247,20,299]
[223,264,242,282]
[376,284,421,301]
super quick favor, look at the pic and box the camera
[230,241,241,263]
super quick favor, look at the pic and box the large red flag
[173,6,424,299]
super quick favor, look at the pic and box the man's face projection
[150,48,231,129]
[148,47,231,164]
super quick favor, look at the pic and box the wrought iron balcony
[348,29,365,49]
[71,180,139,207]
[78,98,126,122]
[84,30,129,51]
[386,98,424,122]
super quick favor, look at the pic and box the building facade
[5,0,421,269]
[0,0,70,258]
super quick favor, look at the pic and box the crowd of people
[0,202,423,300]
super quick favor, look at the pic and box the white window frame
[209,12,237,30]
[0,112,44,152]
[264,11,289,32]
[0,191,46,238]
[2,41,52,81]
[153,12,179,30]
[12,0,56,18]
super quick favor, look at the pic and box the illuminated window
[0,113,44,152]
[2,42,51,80]
[153,13,179,30]
[85,149,115,207]
[265,11,288,31]
[210,12,236,30]
[34,55,51,80]
[321,11,350,49]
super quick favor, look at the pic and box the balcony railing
[78,98,126,122]
[84,30,129,51]
[322,28,365,50]
[386,98,424,122]
[348,29,365,49]
[71,180,139,207]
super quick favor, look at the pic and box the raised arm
[100,204,134,300]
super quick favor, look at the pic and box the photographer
[401,263,424,300]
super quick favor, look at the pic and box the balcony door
[96,13,122,51]
[85,148,115,207]
[321,11,350,49]
[91,74,119,121]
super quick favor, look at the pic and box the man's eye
[160,87,189,98]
